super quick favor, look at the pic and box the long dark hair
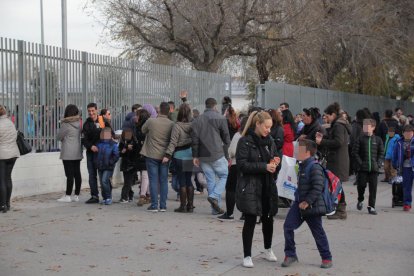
[136,109,151,126]
[64,104,79,118]
[282,109,296,132]
[267,109,283,127]
[177,104,192,123]
[227,105,239,129]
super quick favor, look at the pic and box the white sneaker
[57,195,72,203]
[71,195,79,202]
[243,256,254,268]
[265,248,277,262]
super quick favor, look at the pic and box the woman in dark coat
[316,102,351,220]
[268,109,284,158]
[236,111,280,268]
[135,109,151,206]
[297,107,325,142]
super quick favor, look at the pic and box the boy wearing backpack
[352,119,384,215]
[282,139,332,269]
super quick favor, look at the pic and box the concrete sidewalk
[0,179,413,276]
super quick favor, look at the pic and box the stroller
[391,175,404,208]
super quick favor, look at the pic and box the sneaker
[242,256,254,268]
[119,199,129,204]
[357,201,363,211]
[85,196,99,204]
[147,206,158,213]
[218,212,234,221]
[321,259,333,269]
[71,195,79,202]
[57,195,72,203]
[207,197,224,214]
[194,190,201,195]
[367,206,377,215]
[281,256,298,267]
[403,205,411,212]
[104,199,112,205]
[159,208,167,212]
[264,249,277,262]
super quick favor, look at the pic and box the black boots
[174,187,187,213]
[186,186,194,213]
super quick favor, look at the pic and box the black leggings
[0,158,17,207]
[242,213,274,257]
[62,160,82,196]
[225,165,237,215]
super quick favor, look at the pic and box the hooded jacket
[319,117,352,182]
[0,115,19,159]
[385,134,400,160]
[57,116,83,160]
[165,121,192,158]
[94,140,119,171]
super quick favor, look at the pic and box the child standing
[282,139,332,269]
[94,127,119,205]
[392,124,414,211]
[383,127,400,183]
[352,119,384,215]
[119,128,139,203]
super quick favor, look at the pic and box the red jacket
[283,123,294,157]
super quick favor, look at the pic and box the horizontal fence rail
[0,37,231,152]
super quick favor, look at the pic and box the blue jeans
[402,167,414,206]
[98,170,113,200]
[200,157,228,208]
[86,152,99,197]
[284,201,332,260]
[146,157,169,209]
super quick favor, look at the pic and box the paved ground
[1,177,413,276]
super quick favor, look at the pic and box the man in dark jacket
[377,109,401,144]
[352,119,384,215]
[192,98,231,214]
[282,139,332,269]
[82,103,102,204]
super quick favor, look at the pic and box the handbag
[16,131,32,155]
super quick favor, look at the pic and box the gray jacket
[57,116,83,160]
[191,108,231,162]
[140,115,174,160]
[0,115,20,160]
[165,122,192,158]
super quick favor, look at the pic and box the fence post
[81,51,88,123]
[17,40,25,133]
[131,60,136,105]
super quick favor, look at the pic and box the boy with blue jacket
[383,127,400,183]
[392,124,414,211]
[94,127,119,205]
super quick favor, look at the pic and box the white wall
[11,152,123,199]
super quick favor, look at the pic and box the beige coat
[165,121,192,157]
[140,115,174,160]
[57,116,83,160]
[0,115,20,160]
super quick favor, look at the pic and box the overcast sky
[0,0,122,56]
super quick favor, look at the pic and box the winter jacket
[319,117,351,182]
[236,132,279,217]
[296,157,326,217]
[191,108,231,162]
[282,124,294,157]
[94,140,119,171]
[378,118,401,144]
[270,125,284,158]
[140,115,174,160]
[352,135,384,173]
[134,121,148,171]
[392,137,414,170]
[297,120,325,142]
[0,115,19,160]
[165,122,192,158]
[82,117,102,153]
[57,116,83,160]
[119,138,139,172]
[350,120,363,146]
[384,134,400,160]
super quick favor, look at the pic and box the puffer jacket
[384,134,400,160]
[392,137,414,170]
[57,116,83,160]
[0,115,19,159]
[94,140,119,171]
[352,135,384,173]
[236,133,279,217]
[297,157,326,217]
[319,117,352,182]
[165,122,192,158]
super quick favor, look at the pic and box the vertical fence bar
[81,51,87,124]
[17,40,24,133]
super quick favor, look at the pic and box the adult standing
[282,109,296,157]
[221,96,232,115]
[135,109,151,206]
[268,109,284,158]
[297,108,325,142]
[56,104,83,203]
[0,105,19,213]
[316,102,351,220]
[140,102,174,212]
[236,111,280,268]
[192,98,231,214]
[225,105,240,140]
[378,109,401,143]
[82,103,102,204]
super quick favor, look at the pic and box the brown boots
[327,203,347,220]
[174,186,195,213]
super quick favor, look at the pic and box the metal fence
[258,82,414,117]
[0,37,231,152]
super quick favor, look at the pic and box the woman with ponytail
[236,111,280,268]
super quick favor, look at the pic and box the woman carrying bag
[236,111,280,268]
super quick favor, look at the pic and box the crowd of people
[1,94,414,270]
